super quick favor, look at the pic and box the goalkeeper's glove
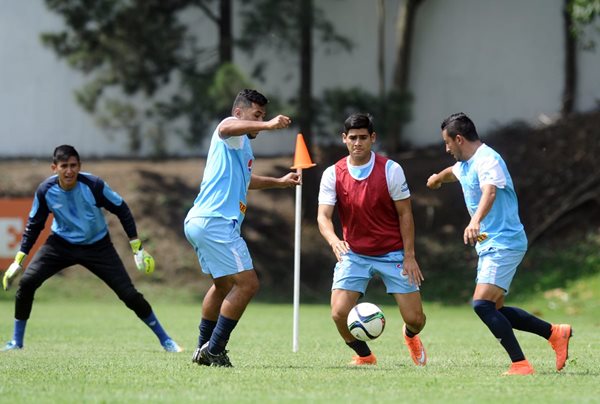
[130,239,155,274]
[3,251,26,291]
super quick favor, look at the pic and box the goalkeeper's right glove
[3,251,26,291]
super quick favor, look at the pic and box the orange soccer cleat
[349,353,377,366]
[403,325,427,366]
[548,323,572,371]
[503,359,535,375]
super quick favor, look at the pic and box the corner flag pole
[290,133,316,353]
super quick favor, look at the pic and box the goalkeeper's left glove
[3,251,27,291]
[130,239,155,274]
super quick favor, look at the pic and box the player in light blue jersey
[2,145,182,353]
[186,89,300,367]
[427,112,572,375]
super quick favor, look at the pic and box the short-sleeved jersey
[186,117,254,225]
[319,152,410,255]
[20,173,136,253]
[452,143,527,253]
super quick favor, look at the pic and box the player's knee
[15,275,40,296]
[14,285,34,302]
[237,275,259,297]
[331,307,348,325]
[472,299,495,318]
[247,277,260,296]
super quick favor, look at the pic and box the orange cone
[291,133,316,170]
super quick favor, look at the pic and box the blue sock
[473,300,525,362]
[208,315,238,354]
[499,306,552,339]
[13,319,27,347]
[198,318,217,348]
[142,312,170,344]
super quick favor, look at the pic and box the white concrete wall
[1,0,599,157]
[405,0,579,145]
[0,2,128,157]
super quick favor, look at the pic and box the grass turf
[1,290,598,403]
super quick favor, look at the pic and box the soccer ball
[347,302,385,341]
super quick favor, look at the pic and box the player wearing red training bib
[317,113,427,367]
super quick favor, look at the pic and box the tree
[317,1,415,154]
[569,0,600,47]
[41,0,237,156]
[237,0,352,151]
[562,0,577,116]
[386,0,425,153]
[562,0,600,116]
[298,0,313,149]
[42,0,351,156]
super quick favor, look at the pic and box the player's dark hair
[344,113,374,134]
[53,145,80,164]
[231,89,269,113]
[441,112,479,141]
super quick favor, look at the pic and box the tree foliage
[40,0,354,156]
[41,0,240,155]
[237,0,352,56]
[314,87,411,148]
[569,0,600,48]
[237,0,353,149]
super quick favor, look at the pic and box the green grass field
[1,277,599,403]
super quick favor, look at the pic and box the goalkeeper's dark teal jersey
[19,173,137,254]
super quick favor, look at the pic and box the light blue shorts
[476,248,526,294]
[184,216,254,278]
[332,250,419,295]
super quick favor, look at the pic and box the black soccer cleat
[197,342,233,367]
[192,346,210,366]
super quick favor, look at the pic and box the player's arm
[219,115,291,137]
[317,204,348,262]
[19,189,50,256]
[88,175,136,238]
[107,197,156,275]
[464,184,496,246]
[93,179,155,274]
[395,198,424,286]
[249,172,300,190]
[426,166,457,189]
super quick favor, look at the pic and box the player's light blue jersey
[186,117,254,225]
[452,144,527,253]
[20,172,137,253]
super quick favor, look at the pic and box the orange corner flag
[291,133,316,170]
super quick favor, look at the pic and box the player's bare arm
[395,198,424,286]
[317,204,349,262]
[426,166,457,189]
[249,172,300,190]
[464,184,496,246]
[219,115,292,137]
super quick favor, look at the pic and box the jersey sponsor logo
[247,159,253,173]
[239,201,247,215]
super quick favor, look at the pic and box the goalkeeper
[1,145,182,353]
